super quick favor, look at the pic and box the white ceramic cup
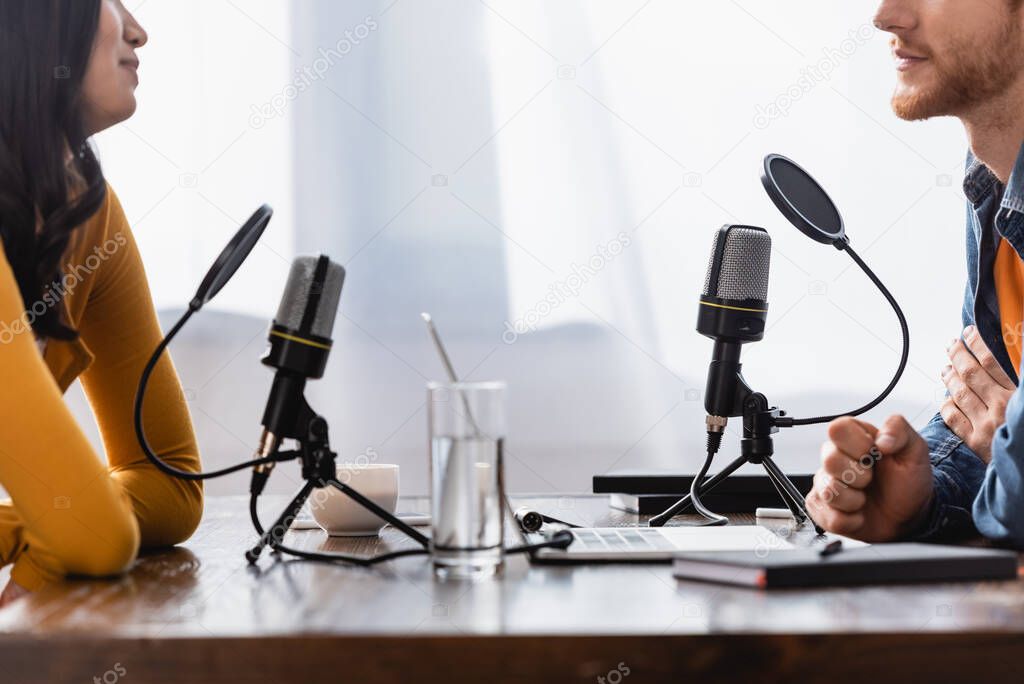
[310,463,399,536]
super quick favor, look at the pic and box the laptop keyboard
[571,528,677,551]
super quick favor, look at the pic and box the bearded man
[806,0,1024,545]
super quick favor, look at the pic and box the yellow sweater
[0,183,202,590]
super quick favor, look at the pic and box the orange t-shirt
[995,238,1024,376]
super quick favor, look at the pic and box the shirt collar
[964,141,1024,215]
[964,151,997,206]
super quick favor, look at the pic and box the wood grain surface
[0,494,1021,683]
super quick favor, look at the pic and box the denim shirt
[914,146,1024,545]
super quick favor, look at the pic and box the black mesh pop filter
[761,154,846,246]
[757,153,907,427]
[192,204,273,308]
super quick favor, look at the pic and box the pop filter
[761,154,846,246]
[759,153,908,426]
[191,204,273,309]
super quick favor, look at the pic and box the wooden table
[0,494,1022,683]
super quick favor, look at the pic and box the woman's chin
[84,99,137,136]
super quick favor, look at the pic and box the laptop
[523,524,798,563]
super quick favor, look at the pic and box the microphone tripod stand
[245,393,429,564]
[648,380,822,533]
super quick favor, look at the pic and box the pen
[819,539,843,557]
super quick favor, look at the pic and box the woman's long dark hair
[0,0,106,340]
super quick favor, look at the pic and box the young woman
[0,1,202,604]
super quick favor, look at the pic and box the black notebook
[594,471,814,495]
[594,471,813,513]
[672,543,1019,588]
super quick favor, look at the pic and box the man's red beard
[891,27,1024,121]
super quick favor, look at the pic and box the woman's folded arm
[76,186,203,549]
[0,240,140,590]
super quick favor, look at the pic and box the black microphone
[648,225,776,527]
[697,225,771,441]
[255,255,346,461]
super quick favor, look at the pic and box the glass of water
[428,381,506,580]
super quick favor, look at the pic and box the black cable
[248,493,572,565]
[689,434,728,526]
[249,489,265,535]
[134,306,283,480]
[504,529,575,554]
[249,492,426,565]
[776,242,910,427]
[273,543,430,566]
[647,431,727,527]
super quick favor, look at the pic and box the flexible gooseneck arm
[134,305,285,480]
[775,240,910,427]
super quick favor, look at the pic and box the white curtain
[288,0,967,493]
[71,0,969,495]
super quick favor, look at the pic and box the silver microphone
[701,225,771,302]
